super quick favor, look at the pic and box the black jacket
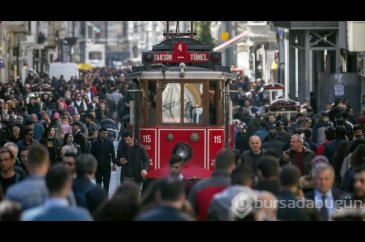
[91,138,115,169]
[239,149,266,175]
[277,189,319,221]
[74,130,86,153]
[262,139,284,155]
[72,177,108,215]
[116,140,150,183]
[255,179,281,195]
[41,137,60,164]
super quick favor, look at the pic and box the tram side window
[162,83,181,123]
[184,83,203,124]
[148,81,157,125]
[209,81,217,125]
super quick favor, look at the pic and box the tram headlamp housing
[142,52,154,64]
[210,52,221,64]
[179,62,185,77]
[172,143,192,162]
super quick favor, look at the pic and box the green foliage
[195,21,216,48]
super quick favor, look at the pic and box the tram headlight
[172,143,192,162]
[210,52,221,64]
[143,52,154,64]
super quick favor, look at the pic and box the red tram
[128,22,234,179]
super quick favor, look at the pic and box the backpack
[74,183,95,209]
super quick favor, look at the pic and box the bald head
[249,135,262,154]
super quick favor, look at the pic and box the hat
[276,120,284,126]
[311,155,329,166]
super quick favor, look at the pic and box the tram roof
[130,65,232,80]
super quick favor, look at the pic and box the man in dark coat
[304,163,348,221]
[91,128,116,193]
[255,156,281,195]
[277,165,319,221]
[116,130,150,190]
[323,126,348,166]
[240,135,266,176]
[72,122,87,153]
[262,129,284,157]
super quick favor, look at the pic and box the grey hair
[311,163,335,179]
[30,113,38,121]
[2,112,9,121]
[291,134,304,144]
[4,142,19,155]
[16,116,23,123]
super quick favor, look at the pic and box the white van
[49,62,79,82]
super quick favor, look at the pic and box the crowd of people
[1,69,365,221]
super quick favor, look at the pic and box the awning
[213,31,251,52]
[213,31,274,52]
[78,63,94,70]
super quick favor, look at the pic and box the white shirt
[314,189,334,221]
[168,174,184,181]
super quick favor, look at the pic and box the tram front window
[184,83,203,124]
[162,83,181,123]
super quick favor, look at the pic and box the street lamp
[64,37,78,62]
[294,35,299,99]
[56,28,66,62]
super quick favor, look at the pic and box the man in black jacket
[72,122,87,153]
[91,128,116,193]
[116,130,150,190]
[277,165,319,221]
[239,135,266,177]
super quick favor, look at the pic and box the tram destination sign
[153,42,210,63]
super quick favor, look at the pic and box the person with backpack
[72,154,107,216]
